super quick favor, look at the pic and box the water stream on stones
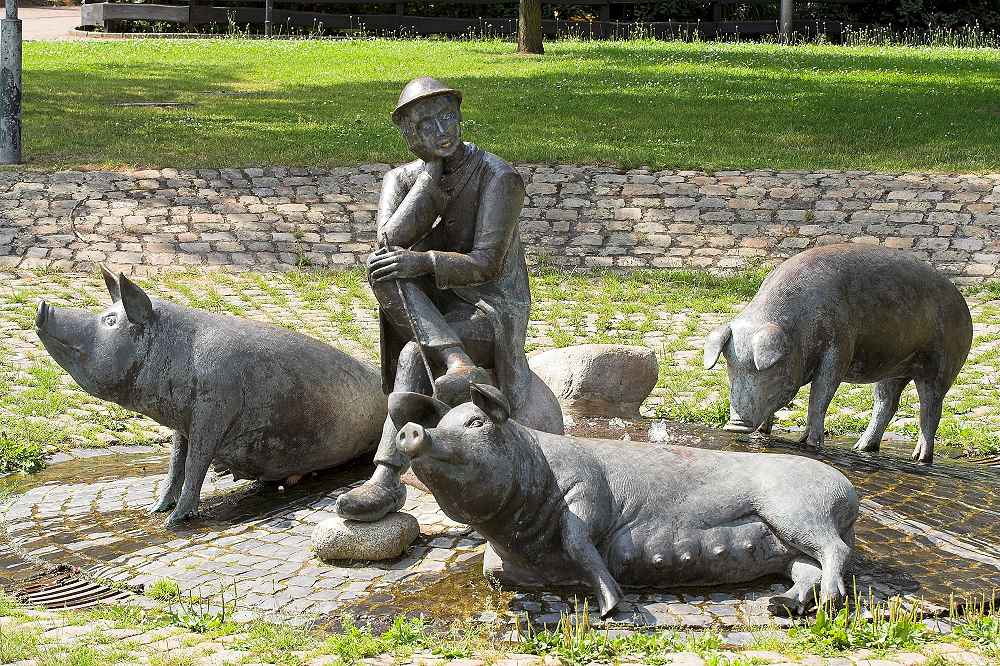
[1,420,998,620]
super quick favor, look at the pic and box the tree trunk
[779,0,793,43]
[517,0,543,54]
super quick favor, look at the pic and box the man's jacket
[375,142,534,414]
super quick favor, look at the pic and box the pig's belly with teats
[606,518,796,587]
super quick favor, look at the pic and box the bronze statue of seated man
[335,77,538,522]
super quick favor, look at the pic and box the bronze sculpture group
[34,77,975,617]
[335,77,563,523]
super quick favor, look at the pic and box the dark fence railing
[79,0,864,37]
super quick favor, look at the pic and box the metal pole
[264,0,273,37]
[779,0,793,44]
[1,0,22,164]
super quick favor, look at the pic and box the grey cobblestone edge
[0,165,997,282]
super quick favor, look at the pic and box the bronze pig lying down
[392,384,859,617]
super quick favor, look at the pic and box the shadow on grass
[22,41,1000,170]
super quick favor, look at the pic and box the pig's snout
[36,300,49,329]
[397,422,430,458]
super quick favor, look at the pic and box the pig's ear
[101,265,121,303]
[703,323,732,370]
[388,391,451,430]
[470,383,509,424]
[118,273,154,325]
[752,323,789,371]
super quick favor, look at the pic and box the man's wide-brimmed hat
[392,77,462,125]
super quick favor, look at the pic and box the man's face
[399,95,462,161]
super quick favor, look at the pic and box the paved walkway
[18,6,80,41]
[4,419,1000,630]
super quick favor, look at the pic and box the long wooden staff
[381,229,437,398]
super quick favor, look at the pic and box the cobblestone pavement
[2,604,995,666]
[1,166,998,282]
[1,450,477,623]
[3,421,1000,632]
[2,269,998,459]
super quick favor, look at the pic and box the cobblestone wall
[1,165,997,282]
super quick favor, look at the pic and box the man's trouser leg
[371,278,493,404]
[372,277,463,365]
[372,340,432,470]
[336,278,452,522]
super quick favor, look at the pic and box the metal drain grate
[14,567,134,610]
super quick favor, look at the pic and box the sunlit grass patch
[788,599,926,656]
[22,40,1000,172]
[0,628,40,664]
[236,621,320,665]
[0,415,61,474]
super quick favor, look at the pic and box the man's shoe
[335,481,406,522]
[434,365,493,406]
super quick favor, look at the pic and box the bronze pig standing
[705,244,973,464]
[36,269,386,525]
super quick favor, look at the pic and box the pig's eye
[102,313,118,327]
[466,417,485,428]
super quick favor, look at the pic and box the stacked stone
[1,166,997,282]
[517,166,1000,283]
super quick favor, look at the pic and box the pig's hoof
[801,435,823,448]
[768,593,807,617]
[853,440,880,453]
[598,594,622,618]
[148,498,176,514]
[911,446,933,465]
[164,510,196,527]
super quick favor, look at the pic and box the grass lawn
[22,39,1000,172]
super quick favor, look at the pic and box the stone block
[529,344,658,418]
[312,512,419,562]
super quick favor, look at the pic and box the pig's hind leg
[165,419,222,526]
[769,556,823,616]
[756,505,852,610]
[854,377,909,453]
[150,432,188,513]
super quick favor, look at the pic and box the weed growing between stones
[0,415,62,474]
[950,595,1000,658]
[166,582,240,634]
[146,578,183,602]
[235,621,318,664]
[787,597,927,656]
[0,627,41,663]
